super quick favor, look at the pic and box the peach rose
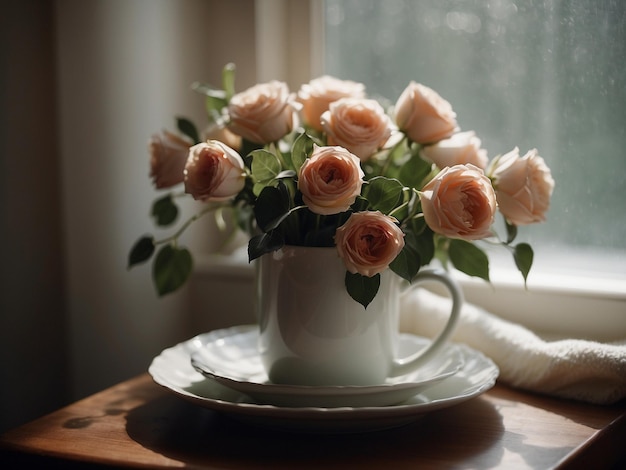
[421,131,488,170]
[227,80,296,144]
[490,148,555,226]
[148,130,191,189]
[297,75,366,132]
[421,164,496,240]
[298,145,364,215]
[335,211,405,277]
[184,140,246,201]
[203,123,242,151]
[394,82,458,144]
[320,98,394,161]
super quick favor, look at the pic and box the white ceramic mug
[257,245,462,386]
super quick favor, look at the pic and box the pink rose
[297,75,366,131]
[184,140,246,201]
[320,98,394,161]
[421,131,488,170]
[148,130,191,189]
[421,164,496,240]
[394,82,458,144]
[335,211,405,277]
[490,148,555,225]
[227,80,296,144]
[298,145,364,215]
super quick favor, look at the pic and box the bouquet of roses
[128,63,554,308]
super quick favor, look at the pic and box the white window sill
[192,249,626,342]
[454,269,625,341]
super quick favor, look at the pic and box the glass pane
[323,0,626,277]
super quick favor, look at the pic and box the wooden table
[1,373,625,469]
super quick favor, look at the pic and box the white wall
[56,0,258,398]
[0,0,257,433]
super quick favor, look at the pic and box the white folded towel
[400,289,626,405]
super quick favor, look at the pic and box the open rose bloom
[489,148,555,226]
[297,75,366,132]
[421,131,488,170]
[227,80,297,145]
[131,64,554,303]
[321,97,394,161]
[298,145,364,215]
[421,164,497,240]
[394,81,458,144]
[335,211,405,277]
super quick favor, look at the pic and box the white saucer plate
[149,325,499,433]
[190,326,465,408]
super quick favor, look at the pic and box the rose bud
[184,140,246,201]
[149,130,192,189]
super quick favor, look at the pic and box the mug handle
[389,269,463,377]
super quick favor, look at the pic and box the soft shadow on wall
[0,0,257,433]
[1,0,67,435]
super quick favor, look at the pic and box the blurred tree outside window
[323,0,626,278]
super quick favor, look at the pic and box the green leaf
[205,96,228,124]
[151,194,179,226]
[389,244,420,282]
[250,149,282,194]
[505,219,518,244]
[222,62,236,100]
[190,82,228,124]
[449,239,490,281]
[128,236,155,268]
[248,231,285,261]
[405,222,435,267]
[345,272,380,309]
[290,132,314,173]
[514,243,534,284]
[350,195,370,212]
[152,245,193,296]
[389,203,409,222]
[176,117,200,144]
[362,177,404,214]
[254,183,291,232]
[398,151,432,188]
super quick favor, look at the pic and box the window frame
[250,0,626,341]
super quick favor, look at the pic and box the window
[248,0,625,339]
[321,0,626,283]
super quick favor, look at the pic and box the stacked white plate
[149,325,499,433]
